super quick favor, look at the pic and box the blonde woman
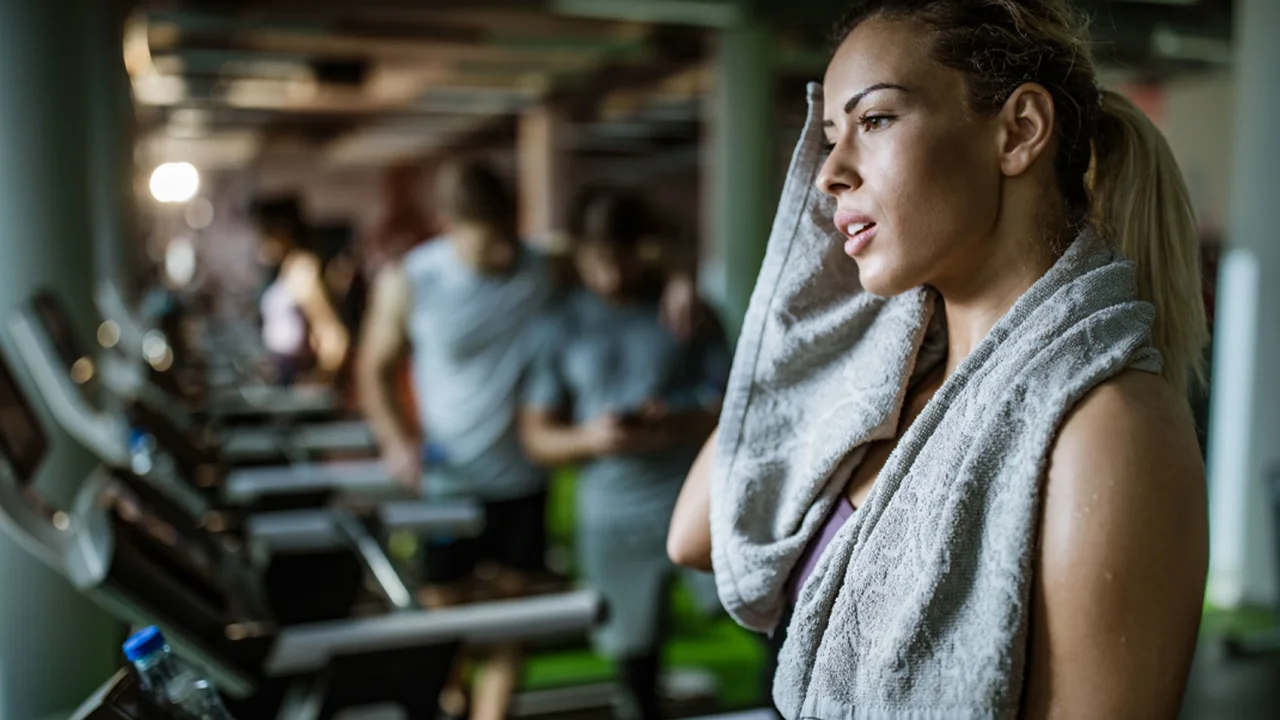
[669,1,1208,717]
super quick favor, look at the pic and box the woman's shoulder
[1056,370,1196,457]
[1046,369,1205,538]
[282,249,321,274]
[280,250,324,294]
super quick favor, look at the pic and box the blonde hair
[1090,90,1206,393]
[834,0,1207,393]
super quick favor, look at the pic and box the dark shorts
[421,491,548,584]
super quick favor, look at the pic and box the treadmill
[11,289,405,505]
[0,352,604,719]
[91,282,374,461]
[6,290,482,580]
[96,278,345,423]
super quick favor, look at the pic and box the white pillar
[1207,0,1280,608]
[701,21,775,339]
[0,1,119,716]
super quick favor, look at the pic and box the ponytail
[1089,89,1207,394]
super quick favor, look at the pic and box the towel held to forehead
[709,83,1161,719]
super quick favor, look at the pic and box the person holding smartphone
[519,188,729,720]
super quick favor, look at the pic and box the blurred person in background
[357,156,555,720]
[358,158,709,719]
[348,160,440,426]
[250,196,350,385]
[520,188,729,720]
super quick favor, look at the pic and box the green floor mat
[1202,603,1276,638]
[523,616,768,709]
[531,469,770,709]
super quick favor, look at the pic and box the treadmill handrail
[245,501,483,552]
[95,281,149,361]
[224,459,399,502]
[288,420,375,454]
[208,384,339,419]
[219,421,377,465]
[8,308,130,467]
[331,509,418,611]
[265,589,604,676]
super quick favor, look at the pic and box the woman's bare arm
[284,251,350,374]
[668,426,718,571]
[1022,371,1207,718]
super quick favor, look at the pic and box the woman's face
[258,235,287,267]
[575,242,643,302]
[818,16,1004,297]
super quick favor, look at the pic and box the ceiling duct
[311,57,369,87]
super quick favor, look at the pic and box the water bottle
[123,626,235,720]
[129,428,157,476]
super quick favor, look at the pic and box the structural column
[0,1,119,717]
[1207,0,1280,608]
[84,0,138,287]
[701,19,775,339]
[517,104,571,248]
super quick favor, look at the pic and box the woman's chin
[855,264,911,299]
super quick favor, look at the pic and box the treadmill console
[31,289,91,373]
[0,345,273,680]
[0,353,47,484]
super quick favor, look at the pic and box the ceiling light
[149,162,200,203]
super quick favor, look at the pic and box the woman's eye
[859,115,894,132]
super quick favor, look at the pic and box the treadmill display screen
[32,291,87,371]
[0,356,47,483]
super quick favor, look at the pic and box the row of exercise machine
[0,283,712,719]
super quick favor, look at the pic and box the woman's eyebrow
[842,83,910,114]
[823,83,910,128]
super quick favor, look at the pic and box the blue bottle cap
[423,442,448,467]
[123,626,166,662]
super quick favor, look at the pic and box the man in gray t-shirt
[519,189,728,720]
[401,238,552,501]
[356,158,554,720]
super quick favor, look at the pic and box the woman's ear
[997,83,1056,178]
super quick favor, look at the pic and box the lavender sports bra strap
[787,496,857,605]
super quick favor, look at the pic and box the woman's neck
[935,214,1070,378]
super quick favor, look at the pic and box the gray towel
[709,83,1161,719]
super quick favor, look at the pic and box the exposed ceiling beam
[552,0,744,28]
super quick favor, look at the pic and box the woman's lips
[844,223,877,256]
[833,211,877,257]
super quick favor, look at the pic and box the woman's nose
[816,146,859,197]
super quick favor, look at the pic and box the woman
[668,1,1208,717]
[251,196,349,385]
[520,189,728,720]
